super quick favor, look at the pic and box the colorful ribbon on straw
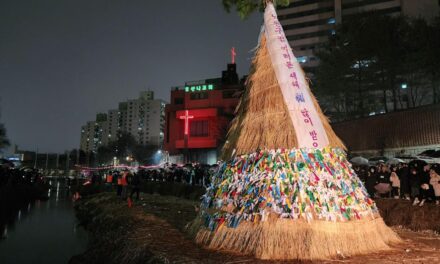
[200,147,378,231]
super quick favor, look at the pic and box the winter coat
[409,172,421,188]
[377,171,390,184]
[429,172,440,196]
[390,172,400,188]
[398,167,410,194]
[365,174,378,196]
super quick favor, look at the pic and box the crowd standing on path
[82,164,217,202]
[354,161,440,206]
[80,159,440,208]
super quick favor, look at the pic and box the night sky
[0,0,262,153]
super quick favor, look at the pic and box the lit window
[297,56,308,63]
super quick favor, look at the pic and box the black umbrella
[408,159,428,170]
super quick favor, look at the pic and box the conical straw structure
[222,36,345,159]
[191,3,400,260]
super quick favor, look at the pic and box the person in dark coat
[410,168,421,205]
[418,165,434,206]
[114,171,122,197]
[398,163,410,199]
[365,167,378,198]
[129,172,141,201]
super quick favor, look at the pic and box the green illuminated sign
[184,84,214,92]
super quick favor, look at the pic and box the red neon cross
[231,47,236,64]
[179,110,194,135]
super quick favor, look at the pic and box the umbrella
[408,159,428,169]
[386,158,405,165]
[350,156,369,166]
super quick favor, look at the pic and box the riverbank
[71,188,440,264]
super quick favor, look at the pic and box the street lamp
[401,83,408,89]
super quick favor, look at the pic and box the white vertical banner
[264,3,329,148]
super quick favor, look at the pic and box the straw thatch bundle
[222,36,345,159]
[191,3,400,260]
[195,217,400,260]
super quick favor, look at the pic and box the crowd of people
[84,164,216,201]
[354,162,440,206]
[4,158,435,208]
[83,161,440,207]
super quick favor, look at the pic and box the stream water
[0,179,88,264]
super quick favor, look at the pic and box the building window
[342,0,397,10]
[278,6,334,20]
[279,0,331,9]
[286,30,332,41]
[190,120,209,137]
[282,17,335,31]
[174,97,184,104]
[190,92,208,100]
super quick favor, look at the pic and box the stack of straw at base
[190,4,400,261]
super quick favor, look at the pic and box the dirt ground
[74,193,440,264]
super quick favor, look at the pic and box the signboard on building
[184,84,214,92]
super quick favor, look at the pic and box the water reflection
[0,178,88,264]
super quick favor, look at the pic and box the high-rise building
[125,91,166,146]
[79,91,166,153]
[278,0,440,69]
[80,116,107,154]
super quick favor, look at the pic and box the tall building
[80,116,107,154]
[125,91,166,146]
[164,63,245,164]
[79,91,166,153]
[278,0,440,69]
